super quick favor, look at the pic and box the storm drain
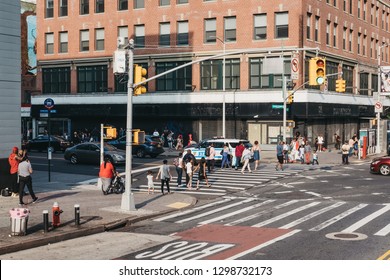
[326,232,367,241]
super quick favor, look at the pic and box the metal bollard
[43,210,49,233]
[74,204,80,226]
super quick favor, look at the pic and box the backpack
[205,147,210,157]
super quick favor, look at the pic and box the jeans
[176,166,183,186]
[19,176,36,204]
[221,153,230,168]
[235,156,241,169]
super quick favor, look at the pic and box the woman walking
[220,144,231,169]
[194,157,210,190]
[185,158,194,189]
[241,146,253,174]
[173,152,183,187]
[252,140,261,171]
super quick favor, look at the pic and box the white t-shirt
[18,160,32,177]
[186,162,193,174]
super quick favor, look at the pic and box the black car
[108,135,164,158]
[26,135,72,152]
[64,142,126,165]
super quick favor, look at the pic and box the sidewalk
[0,146,381,256]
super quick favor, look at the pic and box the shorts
[277,155,284,164]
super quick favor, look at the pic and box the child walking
[147,170,154,194]
[312,151,319,165]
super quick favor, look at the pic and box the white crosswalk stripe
[132,169,299,196]
[154,198,390,237]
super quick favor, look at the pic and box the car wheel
[379,164,390,176]
[136,149,145,158]
[70,154,78,164]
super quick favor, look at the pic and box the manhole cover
[326,232,367,241]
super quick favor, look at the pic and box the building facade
[32,0,390,148]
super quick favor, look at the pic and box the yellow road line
[377,250,390,260]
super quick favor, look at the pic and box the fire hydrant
[52,202,63,227]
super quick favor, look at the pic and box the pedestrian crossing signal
[287,91,294,104]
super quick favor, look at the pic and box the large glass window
[314,16,320,42]
[45,0,53,18]
[134,25,145,48]
[77,65,108,93]
[80,30,89,52]
[224,17,236,42]
[177,21,189,45]
[333,23,337,48]
[359,73,369,95]
[115,73,128,92]
[45,33,54,54]
[200,59,240,90]
[43,67,71,94]
[59,32,68,53]
[80,0,89,15]
[59,0,68,17]
[95,28,105,51]
[249,58,291,89]
[326,21,330,45]
[156,62,192,91]
[204,18,216,43]
[306,13,311,40]
[134,0,144,9]
[275,12,289,38]
[160,0,169,6]
[342,64,353,93]
[177,0,188,4]
[254,14,267,40]
[118,0,128,10]
[159,22,170,46]
[95,0,104,13]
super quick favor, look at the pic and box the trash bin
[9,208,30,236]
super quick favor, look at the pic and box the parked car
[64,142,126,165]
[108,135,164,158]
[25,135,71,152]
[370,156,390,176]
[184,137,252,164]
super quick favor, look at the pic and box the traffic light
[287,91,294,104]
[335,79,346,92]
[309,57,326,85]
[106,127,117,139]
[133,64,147,95]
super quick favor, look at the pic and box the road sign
[291,53,299,80]
[375,101,383,113]
[44,98,55,110]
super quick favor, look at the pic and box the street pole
[121,39,136,211]
[376,43,388,154]
[282,76,287,142]
[222,41,226,138]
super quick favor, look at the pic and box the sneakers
[11,192,19,197]
[32,197,38,203]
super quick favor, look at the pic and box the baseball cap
[12,147,18,153]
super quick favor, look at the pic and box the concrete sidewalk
[0,146,381,257]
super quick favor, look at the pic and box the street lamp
[376,43,389,154]
[212,36,226,138]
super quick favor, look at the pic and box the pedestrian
[173,153,183,187]
[167,132,174,151]
[304,141,312,165]
[317,134,324,152]
[252,140,261,170]
[18,155,38,206]
[156,159,172,195]
[221,144,231,169]
[176,134,183,150]
[334,133,341,150]
[312,151,319,165]
[99,157,116,194]
[341,141,350,164]
[348,137,355,157]
[186,158,194,189]
[283,141,290,163]
[147,170,155,194]
[299,144,305,164]
[241,145,253,174]
[8,147,24,197]
[206,143,216,172]
[276,141,284,171]
[194,157,211,190]
[153,129,160,137]
[234,141,245,170]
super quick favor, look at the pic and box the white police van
[184,138,251,166]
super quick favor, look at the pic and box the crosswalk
[154,197,390,237]
[132,168,299,196]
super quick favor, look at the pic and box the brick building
[32,0,390,148]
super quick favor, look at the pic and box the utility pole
[121,39,136,211]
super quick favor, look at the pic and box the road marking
[251,201,321,227]
[198,200,275,225]
[377,250,390,260]
[176,198,255,223]
[226,200,299,226]
[341,204,390,233]
[279,202,346,229]
[226,229,301,260]
[309,203,368,231]
[375,223,390,236]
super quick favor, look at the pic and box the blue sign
[44,98,55,110]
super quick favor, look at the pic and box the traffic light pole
[121,39,136,211]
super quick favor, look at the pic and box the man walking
[18,155,38,205]
[341,141,350,165]
[156,159,172,195]
[276,141,284,171]
[234,141,245,170]
[206,143,215,172]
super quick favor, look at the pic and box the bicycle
[102,173,125,195]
